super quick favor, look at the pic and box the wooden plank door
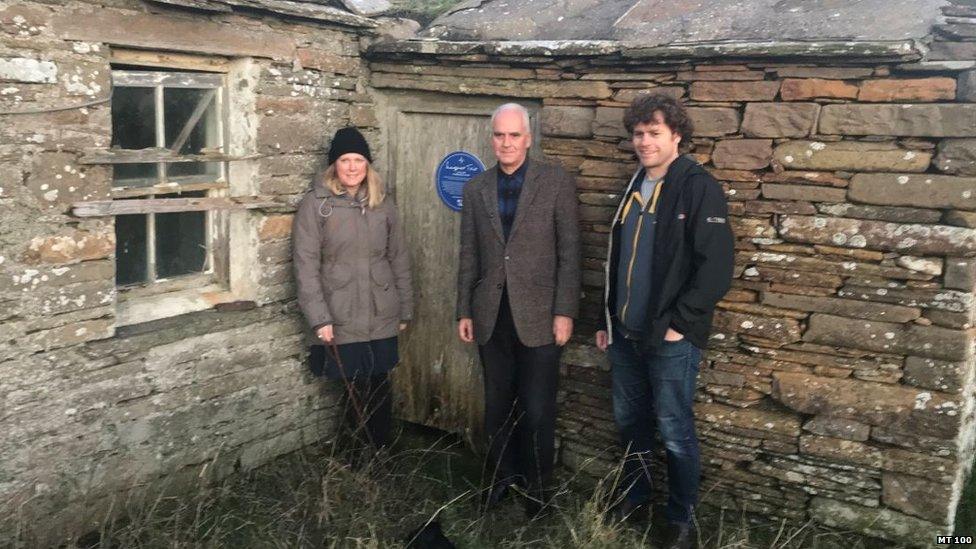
[378,93,540,443]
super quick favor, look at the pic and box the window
[110,69,229,293]
[71,53,263,325]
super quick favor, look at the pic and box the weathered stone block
[904,355,971,394]
[858,78,956,102]
[742,103,819,138]
[51,8,298,60]
[23,228,115,264]
[802,416,870,441]
[349,103,378,128]
[774,141,931,172]
[687,107,740,137]
[541,106,594,138]
[579,159,631,179]
[761,292,920,323]
[945,257,976,291]
[848,173,976,210]
[802,313,972,362]
[696,401,801,437]
[751,266,842,288]
[819,104,976,137]
[882,447,957,481]
[28,152,110,211]
[740,250,928,281]
[780,78,858,101]
[773,370,964,438]
[837,285,972,314]
[689,81,780,102]
[592,106,626,138]
[810,497,942,547]
[779,215,976,257]
[773,67,873,79]
[895,256,942,276]
[611,86,685,103]
[732,217,776,240]
[0,58,57,83]
[339,0,390,17]
[371,72,612,100]
[712,140,773,170]
[817,203,942,224]
[24,317,115,351]
[258,215,293,241]
[745,200,817,215]
[924,309,974,330]
[761,184,846,202]
[871,426,956,457]
[712,309,802,344]
[882,473,953,524]
[935,139,976,177]
[959,70,976,102]
[799,435,882,468]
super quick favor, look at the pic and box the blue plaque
[435,151,485,212]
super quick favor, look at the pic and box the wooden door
[377,92,540,443]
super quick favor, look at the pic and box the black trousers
[344,373,392,448]
[478,292,561,494]
[309,345,393,449]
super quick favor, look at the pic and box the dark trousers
[478,293,561,495]
[608,326,701,524]
[344,373,393,448]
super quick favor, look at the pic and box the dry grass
[4,425,892,548]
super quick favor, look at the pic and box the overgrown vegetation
[6,425,907,548]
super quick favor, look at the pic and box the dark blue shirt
[497,159,529,241]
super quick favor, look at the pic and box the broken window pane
[116,213,148,286]
[164,88,220,179]
[155,199,207,279]
[113,163,158,185]
[112,86,156,150]
[112,86,158,183]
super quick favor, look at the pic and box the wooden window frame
[107,59,240,325]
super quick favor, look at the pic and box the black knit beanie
[328,127,372,165]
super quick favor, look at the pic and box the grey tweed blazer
[456,158,581,347]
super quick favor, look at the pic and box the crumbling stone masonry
[368,8,976,546]
[1,0,377,542]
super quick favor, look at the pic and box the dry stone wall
[368,26,976,545]
[0,0,374,542]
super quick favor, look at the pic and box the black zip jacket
[599,155,734,350]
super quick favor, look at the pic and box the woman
[293,126,413,450]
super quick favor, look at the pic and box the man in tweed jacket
[456,103,581,516]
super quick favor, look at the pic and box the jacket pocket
[371,265,399,320]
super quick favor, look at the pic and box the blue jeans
[608,327,701,524]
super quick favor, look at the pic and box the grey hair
[490,102,531,134]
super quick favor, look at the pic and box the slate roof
[148,0,377,28]
[423,0,947,43]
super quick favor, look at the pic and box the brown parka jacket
[292,184,413,345]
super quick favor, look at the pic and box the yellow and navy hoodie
[600,155,735,350]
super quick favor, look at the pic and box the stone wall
[0,0,374,542]
[367,21,976,545]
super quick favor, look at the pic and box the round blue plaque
[435,151,485,212]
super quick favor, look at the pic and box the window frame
[108,61,239,325]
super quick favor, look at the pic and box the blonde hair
[321,162,386,209]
